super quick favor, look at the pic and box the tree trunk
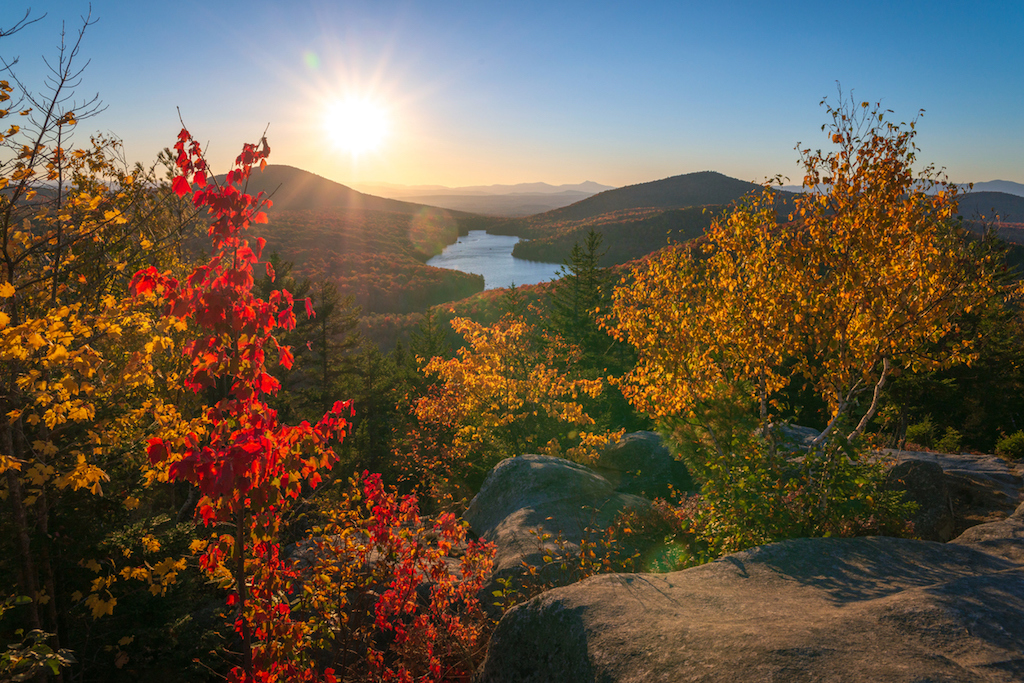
[3,422,41,633]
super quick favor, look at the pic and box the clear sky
[3,1,1022,188]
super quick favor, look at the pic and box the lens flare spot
[409,208,457,256]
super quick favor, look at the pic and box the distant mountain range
[227,165,1024,279]
[391,190,597,217]
[349,180,617,217]
[352,180,615,198]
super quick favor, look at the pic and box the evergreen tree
[303,278,362,416]
[546,229,650,432]
[409,306,452,367]
[549,229,610,360]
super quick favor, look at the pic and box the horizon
[2,1,1022,188]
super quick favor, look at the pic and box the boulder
[950,498,1024,564]
[884,449,1024,535]
[884,459,955,541]
[772,422,821,450]
[478,502,1024,683]
[463,454,651,592]
[591,431,692,499]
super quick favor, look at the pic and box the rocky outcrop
[591,431,692,500]
[885,449,1024,535]
[950,498,1024,564]
[478,502,1024,683]
[463,454,651,591]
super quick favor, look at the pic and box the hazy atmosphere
[4,0,1022,188]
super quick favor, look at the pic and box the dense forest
[3,16,1024,683]
[250,207,484,314]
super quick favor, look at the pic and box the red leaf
[304,297,315,319]
[278,345,294,370]
[194,170,207,187]
[172,175,191,197]
[146,438,169,464]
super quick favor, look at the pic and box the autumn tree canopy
[609,96,1000,457]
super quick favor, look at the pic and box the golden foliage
[402,314,614,502]
[609,97,1000,447]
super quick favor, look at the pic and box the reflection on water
[426,230,562,291]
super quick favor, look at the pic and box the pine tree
[303,278,362,416]
[548,229,611,367]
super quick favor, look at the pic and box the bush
[934,427,963,454]
[663,419,914,561]
[905,417,936,449]
[995,430,1024,459]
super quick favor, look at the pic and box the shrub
[995,430,1024,459]
[905,417,936,449]
[934,427,963,454]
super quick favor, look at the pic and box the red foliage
[132,128,351,680]
[132,128,495,682]
[300,472,495,681]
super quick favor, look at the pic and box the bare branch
[0,8,45,39]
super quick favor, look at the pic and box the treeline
[511,206,716,265]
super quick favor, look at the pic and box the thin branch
[0,8,45,39]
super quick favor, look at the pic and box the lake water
[426,230,563,290]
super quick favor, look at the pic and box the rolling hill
[236,165,455,215]
[467,171,785,266]
[955,191,1024,223]
[531,171,761,224]
[214,165,486,315]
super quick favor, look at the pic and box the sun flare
[324,97,390,156]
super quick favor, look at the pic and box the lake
[426,230,563,290]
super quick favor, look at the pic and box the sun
[324,97,390,157]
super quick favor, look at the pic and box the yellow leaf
[0,453,24,474]
[0,282,13,297]
[26,333,46,350]
[85,592,117,619]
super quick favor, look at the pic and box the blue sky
[3,1,1022,188]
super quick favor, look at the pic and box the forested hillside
[529,170,761,223]
[250,208,483,314]
[468,171,795,265]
